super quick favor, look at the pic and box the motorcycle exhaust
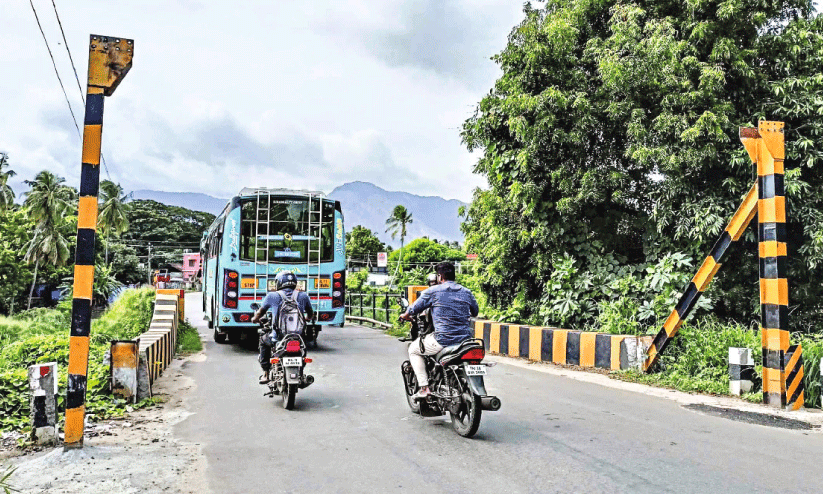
[480,396,501,411]
[299,375,315,389]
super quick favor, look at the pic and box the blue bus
[201,188,346,343]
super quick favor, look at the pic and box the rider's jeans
[258,332,279,370]
[408,334,443,387]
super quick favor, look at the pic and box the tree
[22,171,74,309]
[385,205,413,272]
[97,180,132,265]
[387,238,466,265]
[0,153,15,211]
[461,1,823,328]
[0,208,34,314]
[345,225,386,261]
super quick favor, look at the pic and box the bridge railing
[345,291,402,326]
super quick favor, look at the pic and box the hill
[131,182,466,245]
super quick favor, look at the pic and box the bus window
[240,198,335,263]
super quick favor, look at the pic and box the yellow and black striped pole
[65,35,133,449]
[643,183,757,371]
[743,121,792,407]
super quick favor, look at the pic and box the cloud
[328,0,523,88]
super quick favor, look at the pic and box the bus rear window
[239,197,335,263]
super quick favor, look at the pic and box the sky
[1,1,531,202]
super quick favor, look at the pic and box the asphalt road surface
[176,293,823,493]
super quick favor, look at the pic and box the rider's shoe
[259,374,270,384]
[411,386,431,401]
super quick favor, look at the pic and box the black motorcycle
[257,314,314,410]
[397,298,501,438]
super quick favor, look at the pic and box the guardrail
[345,292,402,327]
[110,290,183,401]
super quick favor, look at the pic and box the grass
[1,466,19,494]
[0,287,160,432]
[177,320,202,354]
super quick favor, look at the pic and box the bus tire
[214,328,228,344]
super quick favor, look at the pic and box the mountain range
[131,181,466,246]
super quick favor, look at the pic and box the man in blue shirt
[400,262,479,400]
[252,271,314,384]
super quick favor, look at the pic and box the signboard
[377,252,388,267]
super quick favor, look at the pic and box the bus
[201,188,346,343]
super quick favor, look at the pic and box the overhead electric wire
[49,0,113,182]
[29,0,81,139]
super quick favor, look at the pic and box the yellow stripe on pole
[77,196,99,230]
[758,196,787,223]
[759,241,788,258]
[72,265,94,300]
[760,279,789,306]
[81,125,102,165]
[67,337,90,375]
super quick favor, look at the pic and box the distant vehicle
[201,188,346,344]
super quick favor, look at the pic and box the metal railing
[345,291,402,325]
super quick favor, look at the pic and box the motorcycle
[256,312,314,410]
[397,297,501,438]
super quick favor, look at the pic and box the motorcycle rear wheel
[282,379,297,410]
[448,373,482,437]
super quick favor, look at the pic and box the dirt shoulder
[1,353,209,494]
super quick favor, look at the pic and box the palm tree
[98,180,131,264]
[23,171,74,309]
[385,205,413,273]
[0,152,16,211]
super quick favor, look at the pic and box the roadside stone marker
[28,362,58,445]
[728,348,754,396]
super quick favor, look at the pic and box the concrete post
[110,340,139,403]
[28,362,58,445]
[728,348,754,396]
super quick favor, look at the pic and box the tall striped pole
[65,35,133,449]
[742,121,791,408]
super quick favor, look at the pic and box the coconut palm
[385,205,413,273]
[98,180,132,264]
[22,171,74,309]
[0,152,16,211]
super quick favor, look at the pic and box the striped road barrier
[473,321,643,371]
[156,289,185,321]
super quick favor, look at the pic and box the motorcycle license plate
[282,357,302,367]
[465,365,486,376]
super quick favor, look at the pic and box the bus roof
[237,187,327,199]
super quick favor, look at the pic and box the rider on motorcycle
[252,271,314,384]
[400,261,479,400]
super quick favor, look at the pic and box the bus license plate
[465,365,486,376]
[316,279,331,289]
[241,278,256,289]
[282,357,302,367]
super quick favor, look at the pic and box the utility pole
[147,242,152,284]
[65,35,133,450]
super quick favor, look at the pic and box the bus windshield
[239,197,335,263]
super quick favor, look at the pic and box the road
[176,293,823,493]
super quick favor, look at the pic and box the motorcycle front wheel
[401,361,420,414]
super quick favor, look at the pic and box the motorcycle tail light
[305,358,313,363]
[461,349,485,360]
[270,358,279,364]
[286,340,302,353]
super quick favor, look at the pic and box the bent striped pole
[65,35,133,450]
[643,182,758,372]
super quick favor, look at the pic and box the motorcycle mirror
[257,328,265,335]
[250,303,260,311]
[397,297,409,309]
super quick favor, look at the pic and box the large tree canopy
[462,0,823,329]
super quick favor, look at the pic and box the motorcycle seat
[435,339,482,362]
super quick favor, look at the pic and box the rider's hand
[399,312,412,321]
